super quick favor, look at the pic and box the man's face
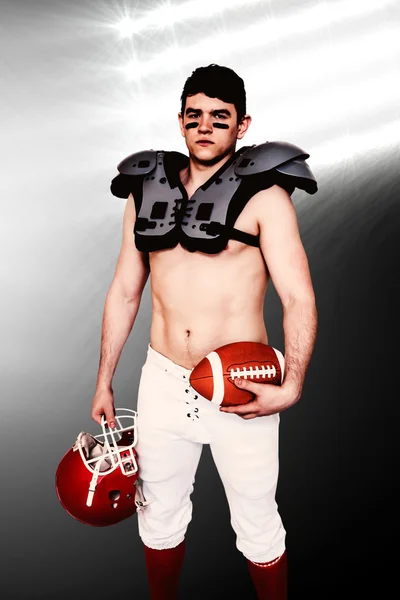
[178,93,250,164]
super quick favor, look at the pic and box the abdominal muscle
[148,210,271,369]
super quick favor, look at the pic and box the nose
[198,114,213,134]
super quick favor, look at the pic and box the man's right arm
[91,193,150,425]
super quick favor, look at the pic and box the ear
[237,114,252,140]
[178,112,185,138]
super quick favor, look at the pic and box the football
[189,341,285,407]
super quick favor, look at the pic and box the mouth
[196,140,214,146]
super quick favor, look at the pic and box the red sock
[143,540,186,600]
[247,550,288,600]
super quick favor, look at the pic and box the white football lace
[230,365,277,379]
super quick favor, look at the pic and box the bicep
[257,186,315,306]
[112,193,150,300]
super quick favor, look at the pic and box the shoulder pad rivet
[160,177,166,184]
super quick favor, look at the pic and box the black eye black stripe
[185,122,229,130]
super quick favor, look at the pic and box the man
[91,64,318,599]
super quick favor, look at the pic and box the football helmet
[56,407,148,526]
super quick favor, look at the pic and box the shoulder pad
[117,150,158,176]
[234,141,308,175]
[235,141,317,195]
[110,173,137,199]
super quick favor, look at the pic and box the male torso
[148,177,270,369]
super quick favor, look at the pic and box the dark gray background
[1,0,399,598]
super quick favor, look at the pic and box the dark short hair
[180,64,246,124]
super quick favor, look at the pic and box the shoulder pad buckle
[117,150,159,176]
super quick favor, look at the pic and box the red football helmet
[56,408,147,526]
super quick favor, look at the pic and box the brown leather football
[189,341,285,407]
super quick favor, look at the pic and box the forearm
[281,298,318,401]
[96,285,141,391]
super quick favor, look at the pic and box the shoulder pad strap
[234,141,309,176]
[117,150,158,175]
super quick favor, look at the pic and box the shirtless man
[91,64,318,599]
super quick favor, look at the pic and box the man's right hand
[91,387,116,429]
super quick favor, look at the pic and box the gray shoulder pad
[234,141,317,194]
[117,150,158,175]
[234,141,309,175]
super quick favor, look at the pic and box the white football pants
[135,343,286,563]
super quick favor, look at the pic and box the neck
[181,148,236,190]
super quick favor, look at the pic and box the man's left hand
[219,378,300,419]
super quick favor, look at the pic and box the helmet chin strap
[86,459,103,507]
[134,479,151,511]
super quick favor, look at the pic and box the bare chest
[148,193,268,333]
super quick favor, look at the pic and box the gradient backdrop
[1,0,399,598]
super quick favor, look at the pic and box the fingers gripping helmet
[56,408,146,526]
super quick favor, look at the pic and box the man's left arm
[258,185,318,403]
[221,184,318,418]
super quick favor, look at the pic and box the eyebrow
[185,107,231,116]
